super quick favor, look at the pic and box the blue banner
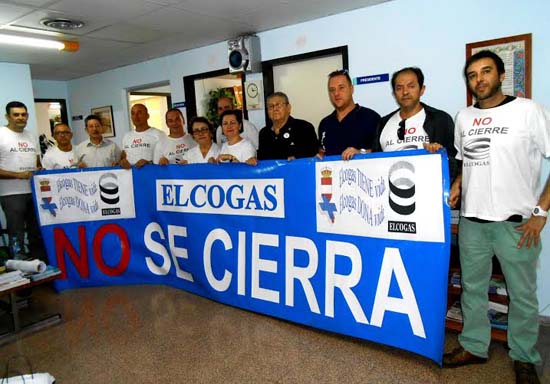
[32,150,451,364]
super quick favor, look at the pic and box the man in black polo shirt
[318,69,380,160]
[258,92,318,160]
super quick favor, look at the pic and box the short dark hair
[166,108,184,119]
[464,50,505,78]
[220,109,243,133]
[189,116,213,134]
[267,92,290,104]
[328,69,352,85]
[85,114,102,126]
[5,101,27,115]
[391,67,425,90]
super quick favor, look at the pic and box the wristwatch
[532,205,548,218]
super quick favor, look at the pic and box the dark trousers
[0,193,46,261]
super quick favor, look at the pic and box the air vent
[40,18,85,30]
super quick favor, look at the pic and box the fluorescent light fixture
[0,33,79,51]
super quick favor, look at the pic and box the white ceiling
[0,0,389,81]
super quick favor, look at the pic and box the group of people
[1,49,548,383]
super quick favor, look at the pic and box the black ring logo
[388,161,415,215]
[99,172,119,205]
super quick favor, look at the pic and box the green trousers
[458,217,541,364]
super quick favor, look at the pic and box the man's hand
[158,157,169,166]
[78,161,87,168]
[135,159,151,168]
[341,147,360,161]
[423,142,443,153]
[515,216,547,248]
[449,177,461,208]
[245,157,258,166]
[119,158,132,170]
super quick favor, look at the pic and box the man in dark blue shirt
[318,70,380,160]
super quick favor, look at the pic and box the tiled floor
[0,284,548,383]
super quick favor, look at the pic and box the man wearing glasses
[318,69,381,160]
[153,108,196,165]
[258,92,318,160]
[0,101,45,260]
[372,67,457,181]
[42,123,77,169]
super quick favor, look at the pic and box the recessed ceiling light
[41,18,85,30]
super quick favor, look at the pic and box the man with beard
[318,69,380,160]
[443,50,549,384]
[372,67,457,181]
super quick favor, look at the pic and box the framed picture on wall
[91,105,116,137]
[466,33,531,105]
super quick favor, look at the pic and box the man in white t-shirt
[443,51,549,384]
[215,96,259,149]
[373,67,457,181]
[153,108,196,164]
[120,103,167,169]
[0,101,45,260]
[42,123,77,169]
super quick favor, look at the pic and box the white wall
[38,0,550,315]
[0,62,37,135]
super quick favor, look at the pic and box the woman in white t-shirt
[181,117,219,164]
[217,110,257,165]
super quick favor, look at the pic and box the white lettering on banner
[325,241,369,324]
[143,223,194,282]
[285,236,320,314]
[371,248,425,338]
[156,179,285,218]
[252,233,280,303]
[145,224,423,336]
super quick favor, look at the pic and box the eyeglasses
[192,128,209,135]
[55,131,71,136]
[267,102,287,110]
[222,121,239,127]
[397,120,406,141]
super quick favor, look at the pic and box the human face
[165,111,185,137]
[217,97,233,117]
[466,57,505,104]
[6,107,28,131]
[221,114,241,139]
[328,75,354,110]
[267,96,291,125]
[130,104,149,129]
[393,71,425,111]
[86,118,104,142]
[53,124,73,146]
[191,122,212,145]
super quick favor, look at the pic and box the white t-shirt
[455,97,550,220]
[122,128,167,165]
[216,119,259,149]
[380,109,429,151]
[219,139,256,163]
[42,146,78,169]
[184,143,220,164]
[153,135,196,164]
[0,126,40,196]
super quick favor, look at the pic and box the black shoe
[514,361,540,384]
[443,346,487,368]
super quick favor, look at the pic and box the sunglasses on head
[398,120,406,141]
